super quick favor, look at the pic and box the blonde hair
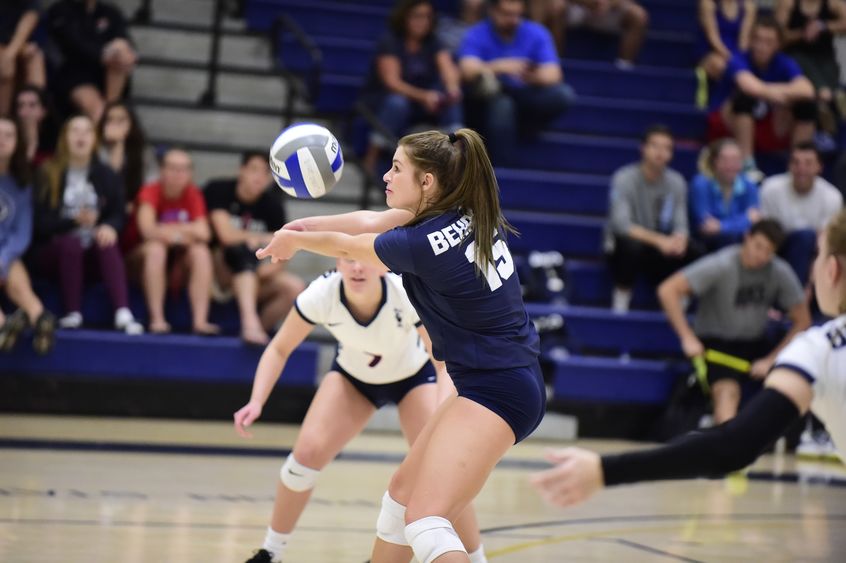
[697,137,739,178]
[399,128,514,273]
[40,115,97,208]
[825,209,846,313]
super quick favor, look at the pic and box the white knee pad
[279,454,320,492]
[376,491,409,545]
[405,516,466,563]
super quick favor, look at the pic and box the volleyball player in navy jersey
[257,128,546,563]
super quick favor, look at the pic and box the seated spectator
[438,0,486,54]
[760,141,843,284]
[125,148,217,335]
[0,116,54,354]
[690,137,760,250]
[695,0,756,85]
[14,85,58,167]
[458,0,574,164]
[97,101,157,211]
[776,0,846,137]
[605,124,700,313]
[205,152,305,345]
[0,0,46,117]
[361,0,463,174]
[32,114,142,334]
[658,219,810,424]
[564,0,650,69]
[707,15,816,175]
[45,0,137,123]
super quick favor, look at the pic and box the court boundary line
[1,437,844,488]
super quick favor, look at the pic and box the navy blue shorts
[448,361,546,444]
[331,360,436,408]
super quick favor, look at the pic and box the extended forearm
[601,388,800,485]
[250,347,289,406]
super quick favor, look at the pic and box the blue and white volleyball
[269,123,343,199]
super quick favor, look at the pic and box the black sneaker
[245,549,275,563]
[32,311,56,355]
[0,309,28,352]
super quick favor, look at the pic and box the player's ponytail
[399,128,514,274]
[825,209,846,313]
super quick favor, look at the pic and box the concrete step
[137,103,300,149]
[131,25,270,70]
[133,65,304,112]
[114,0,246,30]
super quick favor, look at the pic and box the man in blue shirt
[710,15,815,176]
[458,0,574,164]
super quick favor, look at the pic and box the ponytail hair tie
[448,132,458,144]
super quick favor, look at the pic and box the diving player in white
[532,209,846,508]
[235,258,486,563]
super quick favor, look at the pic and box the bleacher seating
[7,0,724,411]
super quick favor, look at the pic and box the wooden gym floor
[1,414,844,562]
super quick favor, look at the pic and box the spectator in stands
[690,137,760,250]
[658,219,810,424]
[458,0,574,164]
[760,141,843,284]
[605,124,699,314]
[97,101,157,212]
[438,0,486,53]
[0,1,46,118]
[45,0,137,123]
[708,15,815,176]
[551,0,650,69]
[695,1,756,84]
[14,85,58,167]
[205,152,305,346]
[125,148,217,335]
[0,116,55,354]
[361,0,463,174]
[32,114,142,334]
[776,0,846,141]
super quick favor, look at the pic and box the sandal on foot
[0,309,29,352]
[32,311,56,355]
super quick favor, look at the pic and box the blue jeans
[477,83,575,165]
[370,93,463,147]
[780,229,817,285]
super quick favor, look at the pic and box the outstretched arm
[531,368,812,507]
[233,308,314,437]
[285,209,412,235]
[256,229,387,269]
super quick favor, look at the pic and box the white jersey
[773,315,846,455]
[295,271,429,384]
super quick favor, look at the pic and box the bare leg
[618,0,649,64]
[258,269,304,331]
[268,372,375,533]
[712,379,741,424]
[103,39,136,102]
[724,102,755,160]
[0,46,13,117]
[5,260,45,323]
[137,241,169,332]
[21,43,46,88]
[70,84,106,124]
[186,242,217,333]
[231,270,269,344]
[397,385,483,555]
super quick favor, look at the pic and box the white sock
[611,288,632,314]
[59,311,83,329]
[262,527,290,562]
[114,307,134,328]
[469,544,488,563]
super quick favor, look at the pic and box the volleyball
[269,123,343,198]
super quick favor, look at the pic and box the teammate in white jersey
[531,209,846,508]
[235,258,486,563]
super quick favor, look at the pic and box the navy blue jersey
[375,209,539,370]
